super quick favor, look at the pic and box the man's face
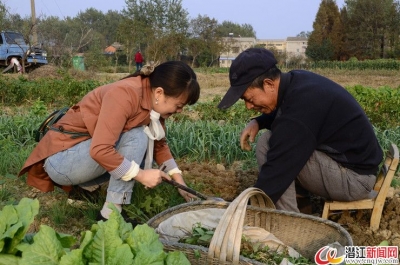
[240,79,278,114]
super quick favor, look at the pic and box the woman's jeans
[44,127,148,204]
[256,131,376,212]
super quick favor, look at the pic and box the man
[218,48,383,212]
[135,50,143,71]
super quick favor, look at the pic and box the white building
[219,36,308,67]
[286,37,308,57]
[219,37,256,68]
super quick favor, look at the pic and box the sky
[4,0,346,39]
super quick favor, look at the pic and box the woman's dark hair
[250,66,281,89]
[123,61,200,105]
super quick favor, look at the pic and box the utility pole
[30,0,38,46]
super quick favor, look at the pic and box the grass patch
[48,198,82,226]
[0,184,14,207]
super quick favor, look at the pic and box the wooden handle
[207,187,275,264]
[162,177,208,200]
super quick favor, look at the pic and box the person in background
[2,57,22,73]
[135,50,144,71]
[218,48,383,213]
[19,61,200,225]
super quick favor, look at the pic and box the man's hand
[240,119,259,151]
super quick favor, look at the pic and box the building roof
[104,42,124,54]
[104,45,116,54]
[286,37,308,41]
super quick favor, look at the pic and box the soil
[6,65,400,253]
[27,64,98,81]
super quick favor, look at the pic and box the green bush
[0,74,102,107]
[309,59,400,70]
[347,85,400,129]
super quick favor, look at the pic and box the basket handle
[207,187,275,264]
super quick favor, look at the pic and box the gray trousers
[256,131,376,212]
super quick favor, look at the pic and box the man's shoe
[96,210,141,228]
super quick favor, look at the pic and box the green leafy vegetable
[0,198,39,255]
[165,251,191,265]
[179,222,214,247]
[0,198,191,264]
[128,224,166,265]
[19,225,66,265]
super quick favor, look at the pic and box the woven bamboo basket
[148,188,353,264]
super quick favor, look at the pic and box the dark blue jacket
[254,70,383,203]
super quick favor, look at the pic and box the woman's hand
[134,169,170,188]
[171,173,198,202]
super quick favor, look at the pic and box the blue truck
[0,31,48,73]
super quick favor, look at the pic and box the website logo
[315,246,345,265]
[315,245,399,265]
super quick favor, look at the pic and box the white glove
[121,161,140,181]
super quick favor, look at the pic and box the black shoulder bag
[34,107,90,142]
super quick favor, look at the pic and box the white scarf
[143,110,165,169]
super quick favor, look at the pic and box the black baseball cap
[217,48,277,109]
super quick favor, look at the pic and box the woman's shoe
[67,185,102,204]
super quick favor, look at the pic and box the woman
[19,61,200,223]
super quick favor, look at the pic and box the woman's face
[152,87,187,119]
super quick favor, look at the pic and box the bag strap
[34,108,68,142]
[48,125,90,139]
[35,107,90,142]
[47,106,90,139]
